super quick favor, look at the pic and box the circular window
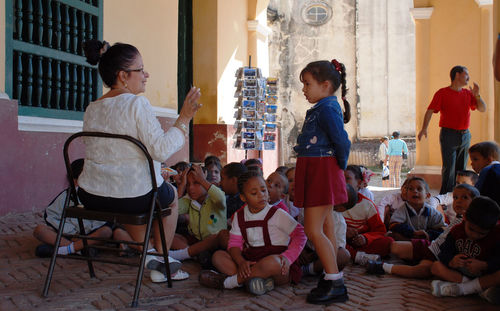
[302,2,332,25]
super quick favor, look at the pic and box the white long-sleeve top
[78,93,184,198]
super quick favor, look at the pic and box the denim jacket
[293,96,351,170]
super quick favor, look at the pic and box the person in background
[418,65,486,194]
[243,158,263,176]
[220,162,248,222]
[385,131,408,188]
[204,155,222,187]
[469,141,500,207]
[378,136,389,168]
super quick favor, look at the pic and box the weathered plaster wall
[268,0,416,164]
[268,0,357,164]
[357,0,415,138]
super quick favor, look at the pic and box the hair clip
[331,59,342,73]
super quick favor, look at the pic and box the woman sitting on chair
[79,40,201,281]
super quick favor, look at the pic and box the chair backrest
[63,131,158,205]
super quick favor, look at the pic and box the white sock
[382,263,393,274]
[459,278,482,295]
[324,272,343,281]
[58,243,75,255]
[169,248,191,261]
[223,274,241,289]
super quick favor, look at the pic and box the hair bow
[331,59,342,73]
[360,166,375,185]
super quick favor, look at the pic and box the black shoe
[366,260,385,275]
[35,244,54,258]
[306,277,348,305]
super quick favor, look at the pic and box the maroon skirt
[294,156,347,208]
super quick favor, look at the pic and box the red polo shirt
[427,87,477,130]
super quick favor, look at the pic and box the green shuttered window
[5,0,103,120]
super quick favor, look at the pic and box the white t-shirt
[230,204,298,247]
[78,93,184,198]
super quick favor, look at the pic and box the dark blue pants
[439,128,471,194]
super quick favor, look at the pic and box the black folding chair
[42,131,174,307]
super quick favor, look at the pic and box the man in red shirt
[418,66,486,194]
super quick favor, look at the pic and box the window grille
[5,0,103,120]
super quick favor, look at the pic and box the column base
[407,165,442,191]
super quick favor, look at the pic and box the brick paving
[0,186,498,310]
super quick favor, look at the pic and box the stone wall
[268,0,416,164]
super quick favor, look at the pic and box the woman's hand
[179,86,202,120]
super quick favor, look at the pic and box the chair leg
[42,193,71,297]
[131,207,156,307]
[156,207,172,288]
[78,218,96,278]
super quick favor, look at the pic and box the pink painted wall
[0,99,187,216]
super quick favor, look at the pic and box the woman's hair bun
[82,40,108,65]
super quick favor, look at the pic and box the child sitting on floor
[389,177,445,242]
[469,141,500,207]
[428,170,478,224]
[204,155,222,186]
[199,171,307,295]
[376,178,410,227]
[266,171,290,213]
[284,167,300,218]
[342,165,393,265]
[430,196,500,305]
[170,164,228,268]
[366,184,479,279]
[220,162,248,221]
[33,159,113,257]
[358,166,375,202]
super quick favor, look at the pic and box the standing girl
[294,60,351,304]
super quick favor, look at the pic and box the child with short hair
[275,165,289,176]
[243,158,263,176]
[376,178,410,227]
[266,171,290,213]
[367,184,479,278]
[389,177,445,241]
[170,161,190,197]
[343,165,393,265]
[469,141,500,206]
[199,171,307,295]
[33,159,113,257]
[170,164,228,267]
[430,196,500,304]
[220,162,248,220]
[428,170,478,224]
[204,155,222,186]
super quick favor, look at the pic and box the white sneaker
[145,254,182,275]
[355,251,381,266]
[431,280,461,297]
[150,269,189,283]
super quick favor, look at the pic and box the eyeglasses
[125,67,144,74]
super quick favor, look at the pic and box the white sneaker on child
[150,269,189,283]
[145,254,182,275]
[431,280,462,297]
[354,251,381,266]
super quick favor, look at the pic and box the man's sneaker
[150,269,189,283]
[431,280,462,297]
[246,277,274,295]
[306,276,349,305]
[198,270,227,289]
[366,260,385,275]
[480,287,500,305]
[145,254,181,275]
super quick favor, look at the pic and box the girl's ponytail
[331,59,351,123]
